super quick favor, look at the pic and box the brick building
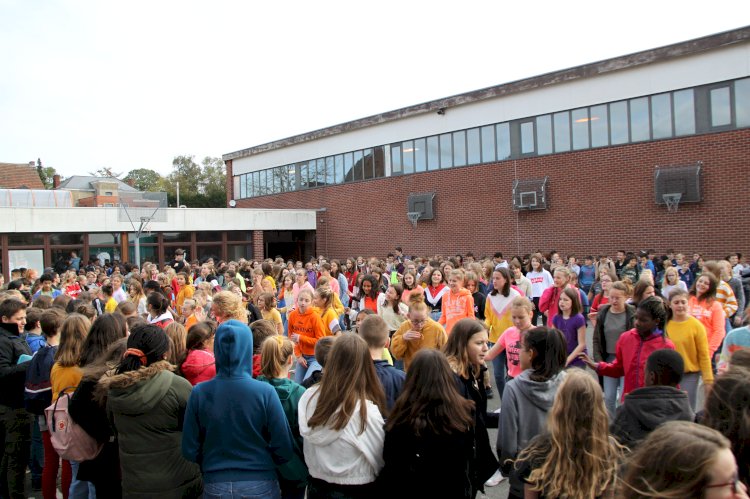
[0,162,45,189]
[224,27,750,261]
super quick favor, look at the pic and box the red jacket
[539,286,564,323]
[180,348,216,386]
[597,329,675,400]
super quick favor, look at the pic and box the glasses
[705,472,744,495]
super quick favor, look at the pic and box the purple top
[552,313,587,368]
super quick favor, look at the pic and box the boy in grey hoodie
[497,327,567,499]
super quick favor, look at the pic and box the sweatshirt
[298,385,385,485]
[182,320,296,484]
[665,317,713,383]
[180,348,217,386]
[439,288,474,334]
[484,288,522,343]
[498,369,566,498]
[288,307,326,357]
[688,296,726,355]
[373,359,405,411]
[390,318,447,371]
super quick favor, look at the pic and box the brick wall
[233,129,750,260]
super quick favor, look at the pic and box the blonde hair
[165,322,187,364]
[212,290,248,323]
[510,296,533,314]
[260,335,294,378]
[407,292,429,314]
[55,314,91,367]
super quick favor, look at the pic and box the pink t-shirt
[498,326,524,378]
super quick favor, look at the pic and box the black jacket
[0,321,32,408]
[373,360,405,412]
[592,303,636,362]
[611,385,694,449]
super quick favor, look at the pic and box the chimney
[53,175,61,189]
[29,161,35,167]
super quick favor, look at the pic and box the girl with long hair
[443,319,498,496]
[299,334,387,498]
[278,273,295,333]
[424,268,448,322]
[526,253,553,326]
[178,321,217,386]
[661,266,687,299]
[289,289,326,384]
[665,288,713,410]
[378,349,475,498]
[211,290,248,324]
[146,292,174,328]
[400,271,423,304]
[620,421,748,499]
[552,287,587,368]
[439,270,475,335]
[313,287,342,337]
[78,312,128,367]
[484,267,522,398]
[258,292,284,335]
[357,274,381,313]
[164,321,187,364]
[498,327,567,499]
[515,370,624,499]
[377,284,409,336]
[631,279,656,307]
[689,273,727,360]
[539,267,570,325]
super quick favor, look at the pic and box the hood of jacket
[98,360,174,415]
[512,369,566,411]
[214,319,253,379]
[256,376,295,402]
[181,348,215,379]
[620,385,694,431]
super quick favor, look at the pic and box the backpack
[24,345,57,415]
[45,389,103,462]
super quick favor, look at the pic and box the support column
[252,230,264,261]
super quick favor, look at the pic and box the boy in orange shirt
[439,269,475,334]
[289,289,326,384]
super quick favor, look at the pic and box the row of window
[235,77,750,198]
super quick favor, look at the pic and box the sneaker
[484,469,506,487]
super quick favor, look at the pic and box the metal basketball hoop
[407,211,421,228]
[663,193,682,213]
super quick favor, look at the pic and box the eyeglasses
[705,472,744,495]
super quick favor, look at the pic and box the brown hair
[54,314,91,367]
[359,315,389,349]
[260,335,294,378]
[164,322,187,364]
[249,319,277,355]
[40,308,66,337]
[559,287,582,316]
[690,272,718,303]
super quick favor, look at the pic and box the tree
[36,158,59,189]
[163,155,226,208]
[123,169,164,192]
[88,167,122,178]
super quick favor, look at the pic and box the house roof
[0,163,45,189]
[57,175,138,192]
[223,25,750,162]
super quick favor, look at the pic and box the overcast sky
[1,1,747,178]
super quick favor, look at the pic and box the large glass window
[439,134,453,168]
[196,245,222,263]
[196,231,222,242]
[453,130,467,167]
[128,245,158,265]
[427,136,440,170]
[162,232,191,243]
[363,149,375,179]
[317,158,326,186]
[402,141,415,174]
[480,125,496,163]
[496,123,511,160]
[466,128,481,164]
[630,97,650,142]
[414,138,427,172]
[610,100,629,145]
[353,150,363,181]
[288,164,298,191]
[234,176,241,199]
[227,244,253,261]
[8,234,44,246]
[226,231,252,241]
[520,121,535,154]
[711,86,731,127]
[673,89,695,136]
[736,78,750,127]
[49,233,84,245]
[239,175,246,198]
[344,153,354,182]
[88,233,118,245]
[553,111,571,152]
[334,155,344,184]
[536,115,552,155]
[571,108,590,150]
[590,105,609,147]
[651,93,672,139]
[299,162,309,188]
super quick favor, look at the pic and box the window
[402,141,415,174]
[439,133,453,168]
[414,138,427,172]
[610,100,629,145]
[234,176,241,198]
[49,233,84,245]
[590,105,609,147]
[363,149,375,179]
[520,121,535,154]
[630,97,650,142]
[299,162,309,188]
[710,86,731,127]
[453,130,467,167]
[334,155,344,184]
[162,232,191,243]
[496,123,511,160]
[8,234,44,246]
[88,233,117,245]
[344,152,354,182]
[466,128,481,164]
[651,93,672,139]
[196,231,222,242]
[317,158,326,186]
[673,89,695,135]
[480,125,496,163]
[536,115,552,155]
[288,164,298,191]
[427,136,440,170]
[736,78,750,127]
[571,108,590,150]
[353,150,364,181]
[553,111,571,152]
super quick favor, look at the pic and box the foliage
[88,167,122,178]
[123,169,164,192]
[162,155,226,208]
[37,166,59,189]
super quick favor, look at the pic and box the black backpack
[24,345,58,415]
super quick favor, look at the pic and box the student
[701,367,750,486]
[439,270,475,335]
[313,287,342,337]
[278,273,295,333]
[464,271,486,322]
[552,288,587,368]
[391,294,448,371]
[665,288,713,410]
[258,292,284,335]
[399,271,423,305]
[292,270,315,311]
[356,275,381,314]
[301,336,335,389]
[611,349,693,449]
[484,267,522,399]
[175,272,195,318]
[298,334,387,498]
[497,327,567,499]
[182,320,296,499]
[250,319,278,379]
[582,296,675,400]
[210,290,248,324]
[257,335,308,499]
[719,304,750,370]
[485,296,533,383]
[661,266,688,299]
[588,271,614,323]
[23,307,46,353]
[538,267,570,324]
[630,279,656,307]
[515,370,623,499]
[443,319,498,495]
[359,315,405,411]
[288,289,326,384]
[620,422,748,499]
[689,273,727,361]
[621,255,639,284]
[377,349,475,499]
[377,284,409,336]
[178,321,217,386]
[423,268,448,322]
[578,256,597,295]
[526,253,553,326]
[32,274,62,299]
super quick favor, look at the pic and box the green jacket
[100,361,202,498]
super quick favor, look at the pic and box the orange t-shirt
[288,307,326,357]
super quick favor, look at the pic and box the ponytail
[260,335,294,378]
[116,324,170,374]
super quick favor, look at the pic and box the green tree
[164,155,226,207]
[124,169,164,192]
[37,166,59,189]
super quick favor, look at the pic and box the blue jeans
[430,310,442,322]
[489,346,507,398]
[69,460,96,498]
[294,355,321,384]
[603,354,623,419]
[204,479,281,499]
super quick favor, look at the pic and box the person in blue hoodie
[359,315,405,411]
[182,319,297,499]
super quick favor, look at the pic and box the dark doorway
[264,230,316,262]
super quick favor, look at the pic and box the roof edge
[223,25,750,162]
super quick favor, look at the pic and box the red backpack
[45,389,103,462]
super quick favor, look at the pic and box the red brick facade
[231,129,750,260]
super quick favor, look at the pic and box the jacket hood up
[512,369,566,411]
[214,319,253,379]
[619,385,694,431]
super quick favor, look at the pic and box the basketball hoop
[663,193,682,213]
[407,211,421,228]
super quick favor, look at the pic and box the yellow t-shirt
[104,297,118,314]
[50,363,83,402]
[261,308,283,332]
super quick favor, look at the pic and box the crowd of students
[0,247,748,498]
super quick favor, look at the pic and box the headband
[123,348,147,366]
